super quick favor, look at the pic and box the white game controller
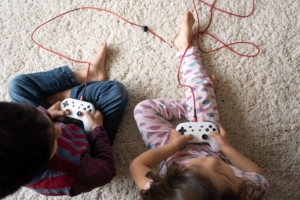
[59,98,95,132]
[175,122,220,152]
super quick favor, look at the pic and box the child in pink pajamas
[133,44,220,151]
[130,11,269,200]
[134,45,220,150]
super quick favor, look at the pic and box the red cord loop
[31,7,170,101]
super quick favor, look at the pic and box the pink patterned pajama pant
[134,47,221,150]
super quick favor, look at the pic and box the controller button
[200,126,204,128]
[87,105,90,108]
[83,107,86,110]
[72,102,74,104]
[78,107,80,109]
[206,128,209,132]
[189,126,192,128]
[209,125,212,128]
[73,105,74,107]
[212,128,216,131]
[89,109,92,112]
[81,104,83,106]
[178,127,187,135]
[202,134,208,140]
[192,129,194,132]
[199,129,201,131]
[77,111,82,117]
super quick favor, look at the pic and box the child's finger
[171,129,180,136]
[187,134,193,140]
[209,132,218,138]
[94,110,101,117]
[53,101,62,109]
[85,111,91,118]
[219,127,228,136]
[54,110,68,117]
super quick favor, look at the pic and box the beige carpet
[1,0,300,199]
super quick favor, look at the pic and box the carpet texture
[1,0,300,199]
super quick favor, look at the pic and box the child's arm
[72,126,116,194]
[209,127,265,177]
[130,130,193,190]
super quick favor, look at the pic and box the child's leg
[8,66,78,108]
[8,43,107,108]
[177,47,221,126]
[134,98,188,150]
[69,80,128,145]
[174,11,221,126]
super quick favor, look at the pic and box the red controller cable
[31,2,259,121]
[31,7,172,101]
[177,0,259,122]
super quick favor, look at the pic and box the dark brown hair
[140,162,256,200]
[0,102,54,198]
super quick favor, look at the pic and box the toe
[98,43,107,51]
[183,11,190,21]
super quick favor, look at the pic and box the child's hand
[170,129,193,149]
[47,101,69,120]
[85,110,104,130]
[209,127,232,152]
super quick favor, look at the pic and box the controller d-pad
[178,127,187,135]
[206,128,209,132]
[202,134,208,140]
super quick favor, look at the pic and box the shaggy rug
[1,0,299,199]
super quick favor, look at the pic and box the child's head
[0,102,56,198]
[141,156,255,200]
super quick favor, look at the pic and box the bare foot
[209,74,217,90]
[75,43,107,83]
[174,11,195,51]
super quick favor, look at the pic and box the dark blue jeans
[8,66,128,146]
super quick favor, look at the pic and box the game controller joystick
[59,98,95,132]
[176,122,220,152]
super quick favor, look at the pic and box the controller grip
[83,119,92,132]
[209,137,220,152]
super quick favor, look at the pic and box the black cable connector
[193,109,197,122]
[141,25,148,32]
